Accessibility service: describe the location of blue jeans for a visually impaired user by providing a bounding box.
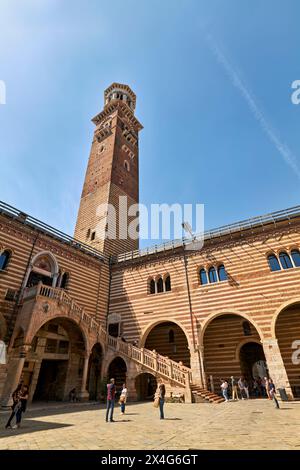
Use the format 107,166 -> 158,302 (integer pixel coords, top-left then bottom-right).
120,402 -> 125,413
159,398 -> 164,419
106,399 -> 115,421
222,389 -> 229,401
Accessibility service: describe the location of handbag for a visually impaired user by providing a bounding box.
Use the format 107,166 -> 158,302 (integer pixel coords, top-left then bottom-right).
153,397 -> 159,408
119,395 -> 125,404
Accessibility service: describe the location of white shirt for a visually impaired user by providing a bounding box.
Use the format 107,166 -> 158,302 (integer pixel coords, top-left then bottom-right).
0,340 -> 6,364
121,387 -> 127,399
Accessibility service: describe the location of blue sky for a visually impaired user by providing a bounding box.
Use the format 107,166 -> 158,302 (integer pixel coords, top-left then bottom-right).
0,0 -> 300,248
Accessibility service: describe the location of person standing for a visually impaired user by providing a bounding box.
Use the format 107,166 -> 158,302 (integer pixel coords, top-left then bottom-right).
268,378 -> 280,409
119,383 -> 127,415
158,383 -> 166,419
106,378 -> 116,422
220,379 -> 229,402
238,376 -> 248,399
13,385 -> 29,429
5,383 -> 22,429
264,377 -> 271,399
230,376 -> 239,401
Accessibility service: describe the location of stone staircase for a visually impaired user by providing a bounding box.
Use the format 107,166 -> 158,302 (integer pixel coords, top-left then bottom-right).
21,284 -> 224,403
191,384 -> 224,404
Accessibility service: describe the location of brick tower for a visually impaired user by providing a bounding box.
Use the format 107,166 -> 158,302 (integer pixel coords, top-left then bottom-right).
74,83 -> 143,256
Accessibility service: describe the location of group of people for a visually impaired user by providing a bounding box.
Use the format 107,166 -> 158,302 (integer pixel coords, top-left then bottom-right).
5,383 -> 29,429
220,376 -> 280,408
105,378 -> 166,422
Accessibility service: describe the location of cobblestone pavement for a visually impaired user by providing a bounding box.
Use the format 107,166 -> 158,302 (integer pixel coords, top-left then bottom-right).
0,399 -> 300,450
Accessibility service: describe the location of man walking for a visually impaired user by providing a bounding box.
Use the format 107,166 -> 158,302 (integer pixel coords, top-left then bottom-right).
268,378 -> 280,409
106,378 -> 116,422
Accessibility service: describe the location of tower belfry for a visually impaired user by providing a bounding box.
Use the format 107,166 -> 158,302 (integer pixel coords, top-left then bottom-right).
74,83 -> 143,255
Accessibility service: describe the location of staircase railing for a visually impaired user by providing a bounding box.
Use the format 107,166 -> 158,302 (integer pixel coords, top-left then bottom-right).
22,283 -> 193,387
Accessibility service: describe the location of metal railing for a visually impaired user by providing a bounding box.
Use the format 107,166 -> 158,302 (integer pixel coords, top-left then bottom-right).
113,204 -> 300,263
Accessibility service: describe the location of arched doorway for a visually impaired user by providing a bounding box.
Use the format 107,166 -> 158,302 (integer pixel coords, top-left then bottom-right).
87,343 -> 103,400
26,252 -> 59,288
203,314 -> 264,393
275,303 -> 300,397
107,357 -> 127,393
239,342 -> 267,383
29,318 -> 86,401
135,373 -> 157,401
144,321 -> 190,367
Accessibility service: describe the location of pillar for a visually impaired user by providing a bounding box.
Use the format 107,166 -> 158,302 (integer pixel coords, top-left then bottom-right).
78,354 -> 90,401
262,338 -> 293,399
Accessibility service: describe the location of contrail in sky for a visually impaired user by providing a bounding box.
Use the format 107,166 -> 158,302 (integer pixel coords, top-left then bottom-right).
205,34 -> 300,181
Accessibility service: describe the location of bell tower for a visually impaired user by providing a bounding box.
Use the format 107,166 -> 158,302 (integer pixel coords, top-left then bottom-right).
74,83 -> 143,255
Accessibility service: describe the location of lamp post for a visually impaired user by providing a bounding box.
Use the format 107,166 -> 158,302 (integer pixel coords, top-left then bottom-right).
181,222 -> 205,388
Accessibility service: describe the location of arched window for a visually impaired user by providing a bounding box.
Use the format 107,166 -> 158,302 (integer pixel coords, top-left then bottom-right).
165,275 -> 171,292
199,268 -> 208,285
124,160 -> 130,172
218,264 -> 228,281
279,251 -> 293,270
168,329 -> 175,343
150,279 -> 155,294
208,267 -> 217,283
242,321 -> 252,336
60,272 -> 69,289
268,254 -> 281,272
291,249 -> 300,267
0,250 -> 10,271
157,277 -> 164,293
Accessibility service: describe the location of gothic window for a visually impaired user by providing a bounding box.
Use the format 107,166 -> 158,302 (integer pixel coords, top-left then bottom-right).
165,275 -> 171,292
91,231 -> 96,241
61,272 -> 69,289
0,250 -> 11,271
157,277 -> 164,293
242,321 -> 252,336
291,249 -> 300,267
218,264 -> 228,281
199,268 -> 208,285
208,267 -> 217,283
279,251 -> 293,269
149,278 -> 155,294
268,254 -> 281,272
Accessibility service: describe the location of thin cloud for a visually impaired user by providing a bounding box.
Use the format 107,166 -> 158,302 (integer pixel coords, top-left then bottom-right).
206,34 -> 300,180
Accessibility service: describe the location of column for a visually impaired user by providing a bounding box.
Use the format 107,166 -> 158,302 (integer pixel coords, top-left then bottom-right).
262,338 -> 293,399
78,354 -> 90,401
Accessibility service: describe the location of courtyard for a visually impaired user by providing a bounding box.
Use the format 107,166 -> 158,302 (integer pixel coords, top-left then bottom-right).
0,399 -> 300,450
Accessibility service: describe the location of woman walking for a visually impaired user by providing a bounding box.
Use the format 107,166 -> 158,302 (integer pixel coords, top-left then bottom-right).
119,383 -> 127,415
5,383 -> 22,429
14,385 -> 29,428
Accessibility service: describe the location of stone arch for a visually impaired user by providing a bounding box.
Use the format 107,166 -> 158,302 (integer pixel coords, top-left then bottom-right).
202,312 -> 265,393
106,356 -> 128,392
140,318 -> 192,351
199,310 -> 264,347
140,319 -> 191,367
135,372 -> 157,401
24,250 -> 60,288
270,297 -> 300,338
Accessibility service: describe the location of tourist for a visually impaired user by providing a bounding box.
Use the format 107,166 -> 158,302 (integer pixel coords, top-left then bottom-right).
264,376 -> 271,399
268,378 -> 280,409
5,382 -> 23,429
220,379 -> 229,402
119,383 -> 127,415
238,376 -> 249,399
106,378 -> 116,422
253,377 -> 260,397
157,383 -> 166,419
13,385 -> 29,428
230,376 -> 239,400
